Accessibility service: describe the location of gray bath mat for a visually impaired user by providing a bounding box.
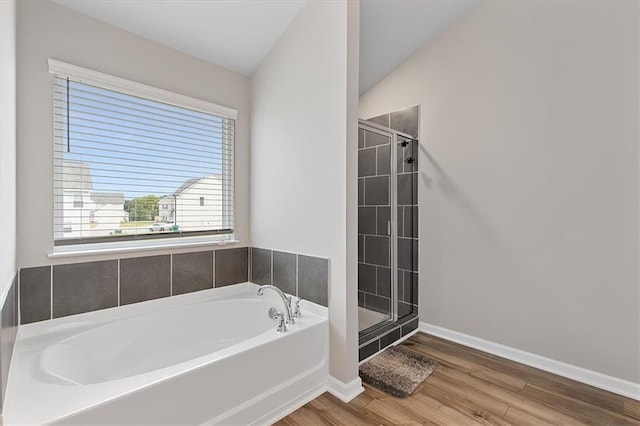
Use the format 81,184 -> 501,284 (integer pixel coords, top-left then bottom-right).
359,345 -> 438,398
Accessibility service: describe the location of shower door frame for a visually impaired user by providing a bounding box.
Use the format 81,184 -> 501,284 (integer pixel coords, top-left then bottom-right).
358,119 -> 415,334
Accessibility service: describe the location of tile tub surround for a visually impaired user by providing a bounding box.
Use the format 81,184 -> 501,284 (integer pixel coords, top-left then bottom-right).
18,247 -> 249,324
250,248 -> 329,307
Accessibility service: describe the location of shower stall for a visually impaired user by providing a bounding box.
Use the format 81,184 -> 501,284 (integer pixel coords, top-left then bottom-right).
358,113 -> 418,344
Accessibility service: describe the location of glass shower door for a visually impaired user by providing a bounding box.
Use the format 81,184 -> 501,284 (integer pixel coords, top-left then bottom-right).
357,123 -> 395,333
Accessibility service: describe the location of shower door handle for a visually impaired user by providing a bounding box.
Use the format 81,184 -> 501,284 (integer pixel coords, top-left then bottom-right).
387,220 -> 391,236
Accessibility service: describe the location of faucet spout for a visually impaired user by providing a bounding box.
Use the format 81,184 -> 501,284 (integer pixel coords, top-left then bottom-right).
257,285 -> 293,325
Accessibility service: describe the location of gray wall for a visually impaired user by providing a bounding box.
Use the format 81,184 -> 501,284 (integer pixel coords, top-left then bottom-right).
360,0 -> 640,383
16,0 -> 251,268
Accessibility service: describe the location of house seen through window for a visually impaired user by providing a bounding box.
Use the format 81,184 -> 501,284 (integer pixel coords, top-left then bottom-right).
52,65 -> 236,246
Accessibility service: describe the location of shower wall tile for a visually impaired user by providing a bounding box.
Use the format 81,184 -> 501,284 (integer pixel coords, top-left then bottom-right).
53,260 -> 118,318
19,266 -> 51,324
364,293 -> 390,314
359,339 -> 380,361
215,247 -> 249,287
272,251 -> 296,295
364,176 -> 389,205
298,255 -> 328,307
358,148 -> 376,177
398,238 -> 418,272
366,113 -> 390,128
120,255 -> 171,305
250,248 -> 272,286
404,206 -> 418,238
358,291 -> 365,307
358,128 -> 365,149
358,178 -> 364,205
364,235 -> 390,267
358,263 -> 376,294
390,105 -> 419,137
379,328 -> 401,351
376,144 -> 390,175
401,317 -> 419,337
358,235 -> 364,263
172,251 -> 213,296
365,131 -> 390,148
397,173 -> 417,205
376,207 -> 390,236
358,207 -> 377,235
376,267 -> 391,298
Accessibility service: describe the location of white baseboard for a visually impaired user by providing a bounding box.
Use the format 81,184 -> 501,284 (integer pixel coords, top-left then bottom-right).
420,322 -> 640,401
327,376 -> 364,402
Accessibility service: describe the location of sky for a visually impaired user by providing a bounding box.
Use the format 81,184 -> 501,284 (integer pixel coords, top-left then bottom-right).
55,79 -> 229,200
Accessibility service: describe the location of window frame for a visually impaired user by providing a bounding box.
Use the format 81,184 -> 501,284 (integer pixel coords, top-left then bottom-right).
48,59 -> 238,254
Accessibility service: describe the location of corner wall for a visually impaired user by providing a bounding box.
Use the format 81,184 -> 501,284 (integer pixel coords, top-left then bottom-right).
16,0 -> 251,268
360,0 -> 640,384
0,0 -> 18,412
251,0 -> 361,391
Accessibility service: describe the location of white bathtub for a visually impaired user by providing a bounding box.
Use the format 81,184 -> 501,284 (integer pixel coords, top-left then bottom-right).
4,283 -> 329,425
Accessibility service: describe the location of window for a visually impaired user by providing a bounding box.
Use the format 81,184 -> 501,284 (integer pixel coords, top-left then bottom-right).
73,193 -> 83,208
50,60 -> 236,247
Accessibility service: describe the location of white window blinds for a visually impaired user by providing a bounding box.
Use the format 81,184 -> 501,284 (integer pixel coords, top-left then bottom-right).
52,73 -> 235,246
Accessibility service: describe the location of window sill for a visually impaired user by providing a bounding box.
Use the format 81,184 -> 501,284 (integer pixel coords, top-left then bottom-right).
48,237 -> 240,259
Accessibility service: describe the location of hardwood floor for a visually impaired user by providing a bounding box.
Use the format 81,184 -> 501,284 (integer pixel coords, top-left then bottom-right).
277,332 -> 640,425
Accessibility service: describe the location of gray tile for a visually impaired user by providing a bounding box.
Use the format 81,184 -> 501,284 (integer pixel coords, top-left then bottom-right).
251,248 -> 272,286
390,105 -> 419,137
376,267 -> 391,298
358,235 -> 364,263
298,255 -> 328,307
401,318 -> 419,336
359,339 -> 379,361
398,238 -> 418,271
397,269 -> 404,301
358,291 -> 365,307
398,301 -> 413,317
358,148 -> 376,177
358,206 -> 377,235
358,128 -> 365,149
53,260 -> 118,318
215,247 -> 249,287
364,176 -> 389,206
376,207 -> 390,236
364,235 -> 389,267
172,251 -> 213,296
358,178 -> 364,206
404,206 -> 418,238
365,130 -> 391,148
358,263 -> 376,294
376,144 -> 390,175
380,327 -> 401,350
365,293 -> 390,315
399,137 -> 418,173
120,255 -> 171,305
272,251 -> 296,295
403,270 -> 419,304
366,113 -> 390,128
397,206 -> 404,237
397,173 -> 417,205
19,266 -> 51,324
1,278 -> 17,409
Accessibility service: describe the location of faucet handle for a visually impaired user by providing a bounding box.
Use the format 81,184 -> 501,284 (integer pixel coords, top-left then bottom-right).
274,312 -> 287,332
293,297 -> 304,318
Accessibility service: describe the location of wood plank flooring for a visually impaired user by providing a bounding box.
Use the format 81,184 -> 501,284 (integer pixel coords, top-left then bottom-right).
277,332 -> 640,425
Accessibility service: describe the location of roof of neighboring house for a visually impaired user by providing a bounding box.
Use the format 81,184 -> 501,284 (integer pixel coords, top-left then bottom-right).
62,160 -> 93,191
90,192 -> 124,206
172,174 -> 221,195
